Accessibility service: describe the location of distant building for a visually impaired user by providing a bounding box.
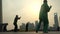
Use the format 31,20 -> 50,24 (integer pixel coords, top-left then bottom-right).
28,22 -> 34,31
35,20 -> 43,31
35,20 -> 38,30
54,13 -> 59,30
20,23 -> 26,31
20,22 -> 35,31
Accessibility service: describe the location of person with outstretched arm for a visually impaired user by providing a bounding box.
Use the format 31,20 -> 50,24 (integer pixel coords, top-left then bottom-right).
36,0 -> 52,33
13,15 -> 21,32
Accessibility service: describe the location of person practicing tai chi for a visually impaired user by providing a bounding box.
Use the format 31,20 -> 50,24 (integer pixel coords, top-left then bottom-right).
13,15 -> 21,32
36,0 -> 52,33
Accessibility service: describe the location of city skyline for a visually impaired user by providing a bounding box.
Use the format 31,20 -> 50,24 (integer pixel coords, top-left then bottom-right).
2,0 -> 60,30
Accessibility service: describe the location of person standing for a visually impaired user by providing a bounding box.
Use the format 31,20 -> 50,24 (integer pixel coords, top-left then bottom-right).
13,15 -> 21,32
36,0 -> 52,33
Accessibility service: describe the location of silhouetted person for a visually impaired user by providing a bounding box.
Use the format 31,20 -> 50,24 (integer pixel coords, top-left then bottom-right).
57,26 -> 59,31
25,23 -> 29,32
36,0 -> 52,33
13,15 -> 21,32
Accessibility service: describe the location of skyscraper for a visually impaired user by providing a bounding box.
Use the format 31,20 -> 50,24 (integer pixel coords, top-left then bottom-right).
54,13 -> 59,31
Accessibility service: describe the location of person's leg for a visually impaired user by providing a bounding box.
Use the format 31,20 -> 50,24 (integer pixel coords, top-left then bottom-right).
25,26 -> 27,31
36,19 -> 42,33
14,24 -> 18,32
16,24 -> 18,31
43,18 -> 49,33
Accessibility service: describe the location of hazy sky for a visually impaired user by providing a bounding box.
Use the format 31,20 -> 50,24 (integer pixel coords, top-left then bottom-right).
2,0 -> 60,30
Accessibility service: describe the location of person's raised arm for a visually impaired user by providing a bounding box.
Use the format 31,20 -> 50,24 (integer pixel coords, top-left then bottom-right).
48,5 -> 52,12
18,17 -> 21,19
50,5 -> 52,9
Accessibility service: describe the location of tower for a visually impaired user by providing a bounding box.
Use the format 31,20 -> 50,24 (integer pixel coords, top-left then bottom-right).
54,13 -> 59,31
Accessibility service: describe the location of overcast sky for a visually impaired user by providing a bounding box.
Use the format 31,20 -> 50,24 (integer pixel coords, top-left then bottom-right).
2,0 -> 60,30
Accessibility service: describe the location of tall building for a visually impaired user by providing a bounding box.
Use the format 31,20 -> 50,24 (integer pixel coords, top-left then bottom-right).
54,13 -> 59,30
35,20 -> 38,30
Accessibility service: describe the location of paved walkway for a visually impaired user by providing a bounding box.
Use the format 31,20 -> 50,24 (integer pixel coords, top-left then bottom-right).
0,31 -> 60,34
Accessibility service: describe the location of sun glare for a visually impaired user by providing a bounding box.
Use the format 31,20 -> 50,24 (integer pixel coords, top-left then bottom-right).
32,3 -> 40,12
30,2 -> 41,16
